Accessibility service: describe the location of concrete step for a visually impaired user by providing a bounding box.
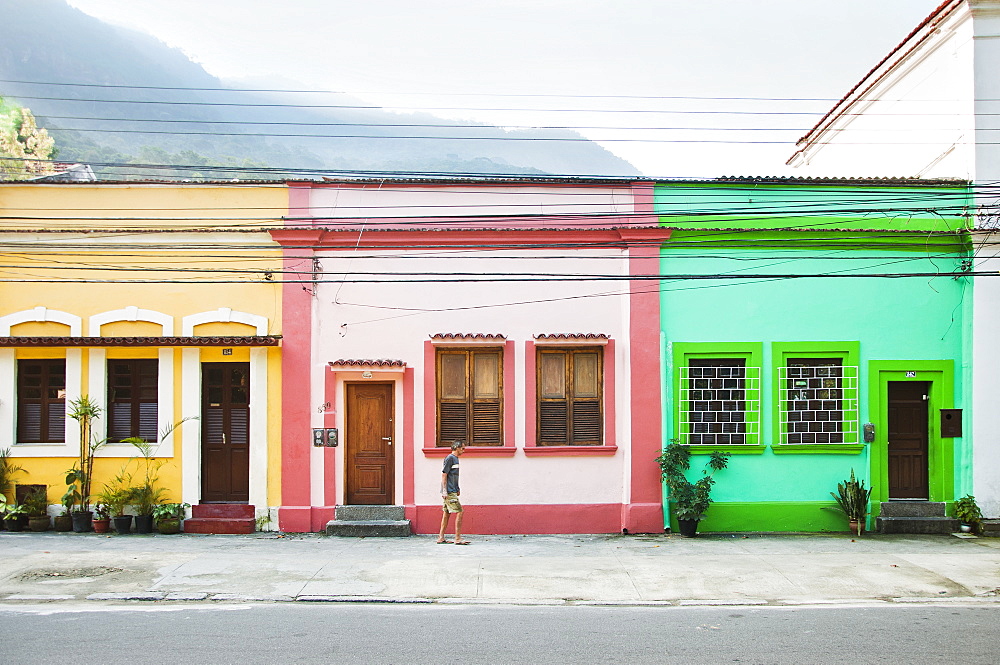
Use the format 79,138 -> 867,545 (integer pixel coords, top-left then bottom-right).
981,519 -> 1000,537
877,516 -> 959,534
879,501 -> 948,518
325,519 -> 411,537
335,505 -> 405,521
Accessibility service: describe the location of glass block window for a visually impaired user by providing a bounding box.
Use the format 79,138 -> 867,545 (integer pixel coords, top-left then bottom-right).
679,359 -> 761,445
778,359 -> 859,444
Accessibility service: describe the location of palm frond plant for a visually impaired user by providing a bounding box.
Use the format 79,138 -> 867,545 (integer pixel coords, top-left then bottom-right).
121,417 -> 195,523
65,395 -> 109,513
0,447 -> 25,501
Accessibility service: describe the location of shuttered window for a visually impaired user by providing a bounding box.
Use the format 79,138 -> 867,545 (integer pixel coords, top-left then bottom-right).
17,359 -> 66,443
537,348 -> 602,446
107,359 -> 159,442
436,348 -> 503,447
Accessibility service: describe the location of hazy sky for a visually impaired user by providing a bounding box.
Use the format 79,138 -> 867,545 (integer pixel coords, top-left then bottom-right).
66,0 -> 944,177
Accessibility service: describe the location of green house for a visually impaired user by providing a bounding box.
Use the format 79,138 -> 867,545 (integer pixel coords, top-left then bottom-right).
656,177 -> 973,532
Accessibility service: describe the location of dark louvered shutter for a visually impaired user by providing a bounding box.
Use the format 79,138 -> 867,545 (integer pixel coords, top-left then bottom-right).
107,359 -> 158,442
17,359 -> 66,443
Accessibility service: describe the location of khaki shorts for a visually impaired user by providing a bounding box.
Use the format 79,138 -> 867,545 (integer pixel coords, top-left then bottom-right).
442,493 -> 463,513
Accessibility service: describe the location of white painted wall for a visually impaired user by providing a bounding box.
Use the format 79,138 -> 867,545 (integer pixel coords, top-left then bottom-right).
788,3 -> 976,179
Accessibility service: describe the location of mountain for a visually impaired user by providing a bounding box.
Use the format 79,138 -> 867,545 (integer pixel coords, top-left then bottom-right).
0,0 -> 639,178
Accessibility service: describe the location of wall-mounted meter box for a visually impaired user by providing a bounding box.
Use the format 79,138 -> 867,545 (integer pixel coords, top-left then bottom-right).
940,409 -> 962,437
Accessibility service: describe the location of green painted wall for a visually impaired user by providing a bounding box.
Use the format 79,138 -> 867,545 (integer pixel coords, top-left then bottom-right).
656,182 -> 972,532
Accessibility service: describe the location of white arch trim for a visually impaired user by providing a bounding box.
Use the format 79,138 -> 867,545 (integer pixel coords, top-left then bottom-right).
0,307 -> 82,336
182,307 -> 268,336
89,306 -> 174,336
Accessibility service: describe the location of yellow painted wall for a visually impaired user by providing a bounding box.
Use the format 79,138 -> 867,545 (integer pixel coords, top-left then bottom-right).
0,183 -> 287,513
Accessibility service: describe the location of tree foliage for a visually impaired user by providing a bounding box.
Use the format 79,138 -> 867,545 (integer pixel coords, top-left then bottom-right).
0,96 -> 56,180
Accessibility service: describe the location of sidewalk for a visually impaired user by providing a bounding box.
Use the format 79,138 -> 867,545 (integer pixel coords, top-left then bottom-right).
1,531 -> 999,607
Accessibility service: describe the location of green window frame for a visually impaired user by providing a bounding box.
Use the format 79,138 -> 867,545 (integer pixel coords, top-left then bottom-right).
771,342 -> 863,453
671,342 -> 763,451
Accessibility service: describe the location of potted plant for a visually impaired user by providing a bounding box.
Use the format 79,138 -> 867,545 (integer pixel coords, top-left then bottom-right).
96,474 -> 135,535
65,395 -> 109,532
122,434 -> 172,534
0,448 -> 25,529
92,503 -> 111,533
54,487 -> 75,532
24,487 -> 50,532
1,496 -> 29,532
656,441 -> 731,537
152,502 -> 190,534
830,469 -> 872,535
953,495 -> 983,534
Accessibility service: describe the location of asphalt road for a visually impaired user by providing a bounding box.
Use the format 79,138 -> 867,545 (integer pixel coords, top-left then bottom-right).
0,602 -> 996,664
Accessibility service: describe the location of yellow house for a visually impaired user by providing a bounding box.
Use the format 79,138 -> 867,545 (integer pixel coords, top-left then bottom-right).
0,181 -> 286,532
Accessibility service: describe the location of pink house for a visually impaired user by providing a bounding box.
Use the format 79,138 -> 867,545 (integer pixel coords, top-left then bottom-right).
271,177 -> 670,534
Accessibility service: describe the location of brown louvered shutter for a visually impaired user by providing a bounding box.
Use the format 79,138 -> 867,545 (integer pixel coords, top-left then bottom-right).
538,351 -> 568,445
107,359 -> 158,442
17,359 -> 66,443
436,348 -> 503,446
537,348 -> 603,446
438,352 -> 469,445
470,351 -> 502,445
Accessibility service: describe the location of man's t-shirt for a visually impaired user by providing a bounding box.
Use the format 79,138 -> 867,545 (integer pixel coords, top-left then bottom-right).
442,453 -> 460,494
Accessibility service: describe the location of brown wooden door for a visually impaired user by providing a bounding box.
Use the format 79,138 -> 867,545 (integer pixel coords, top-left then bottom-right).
345,382 -> 394,505
201,363 -> 250,502
887,381 -> 929,499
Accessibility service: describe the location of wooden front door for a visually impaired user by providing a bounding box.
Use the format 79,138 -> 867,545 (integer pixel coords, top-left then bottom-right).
887,381 -> 929,499
345,382 -> 394,505
201,363 -> 250,502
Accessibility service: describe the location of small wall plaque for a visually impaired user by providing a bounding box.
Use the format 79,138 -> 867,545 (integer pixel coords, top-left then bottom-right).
222,348 -> 233,356
905,371 -> 916,378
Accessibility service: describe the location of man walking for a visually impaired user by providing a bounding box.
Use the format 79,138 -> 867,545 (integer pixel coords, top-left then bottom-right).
438,441 -> 469,545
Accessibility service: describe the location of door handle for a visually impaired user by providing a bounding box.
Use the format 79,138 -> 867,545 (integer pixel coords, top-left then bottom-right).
223,433 -> 227,445
381,437 -> 392,446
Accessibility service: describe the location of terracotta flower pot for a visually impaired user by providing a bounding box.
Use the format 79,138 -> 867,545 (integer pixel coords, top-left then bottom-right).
93,518 -> 111,534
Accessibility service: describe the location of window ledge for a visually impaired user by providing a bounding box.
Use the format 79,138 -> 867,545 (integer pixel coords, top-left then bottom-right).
771,444 -> 866,454
422,446 -> 516,458
523,445 -> 618,457
685,444 -> 767,455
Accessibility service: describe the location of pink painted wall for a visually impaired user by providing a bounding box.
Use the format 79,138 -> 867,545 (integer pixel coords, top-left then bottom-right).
273,181 -> 670,534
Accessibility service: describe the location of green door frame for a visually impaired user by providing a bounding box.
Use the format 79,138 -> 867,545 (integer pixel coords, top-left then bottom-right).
867,360 -> 955,505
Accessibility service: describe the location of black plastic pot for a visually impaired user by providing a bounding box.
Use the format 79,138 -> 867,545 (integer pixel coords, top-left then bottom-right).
3,515 -> 27,532
113,515 -> 133,535
134,514 -> 154,534
71,510 -> 93,533
677,518 -> 699,538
